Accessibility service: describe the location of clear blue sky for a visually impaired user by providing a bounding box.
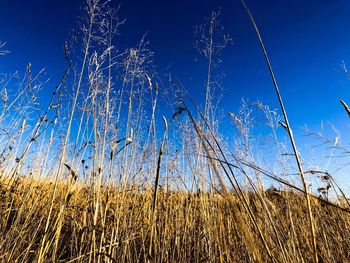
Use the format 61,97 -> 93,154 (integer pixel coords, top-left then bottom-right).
1,0 -> 350,142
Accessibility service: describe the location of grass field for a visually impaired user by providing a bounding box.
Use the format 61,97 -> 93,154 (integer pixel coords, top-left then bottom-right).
1,178 -> 350,262
1,0 -> 350,262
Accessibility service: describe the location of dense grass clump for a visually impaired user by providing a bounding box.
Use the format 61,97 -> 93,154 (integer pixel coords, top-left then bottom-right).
1,178 -> 350,262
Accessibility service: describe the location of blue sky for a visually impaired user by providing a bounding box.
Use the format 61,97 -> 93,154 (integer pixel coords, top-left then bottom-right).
1,0 -> 350,121
1,0 -> 350,152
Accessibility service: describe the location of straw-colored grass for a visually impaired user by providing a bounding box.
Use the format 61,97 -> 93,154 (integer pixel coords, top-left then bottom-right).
1,0 -> 350,262
1,178 -> 350,262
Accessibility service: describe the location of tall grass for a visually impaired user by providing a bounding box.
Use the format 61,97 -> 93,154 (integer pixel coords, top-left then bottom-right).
0,0 -> 350,262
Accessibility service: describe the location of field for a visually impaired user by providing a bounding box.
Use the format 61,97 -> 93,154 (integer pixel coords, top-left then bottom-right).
1,178 -> 350,262
1,0 -> 350,262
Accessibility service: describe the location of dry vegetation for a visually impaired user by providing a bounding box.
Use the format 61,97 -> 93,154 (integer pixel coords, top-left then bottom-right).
1,0 -> 350,262
2,178 -> 350,262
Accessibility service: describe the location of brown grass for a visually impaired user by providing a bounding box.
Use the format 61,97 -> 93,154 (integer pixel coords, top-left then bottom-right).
1,178 -> 350,262
0,1 -> 349,262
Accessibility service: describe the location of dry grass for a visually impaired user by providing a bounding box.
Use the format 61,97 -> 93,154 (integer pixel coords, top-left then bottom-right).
1,178 -> 350,262
1,0 -> 350,262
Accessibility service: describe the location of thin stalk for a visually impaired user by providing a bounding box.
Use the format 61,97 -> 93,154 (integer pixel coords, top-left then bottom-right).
239,1 -> 318,262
